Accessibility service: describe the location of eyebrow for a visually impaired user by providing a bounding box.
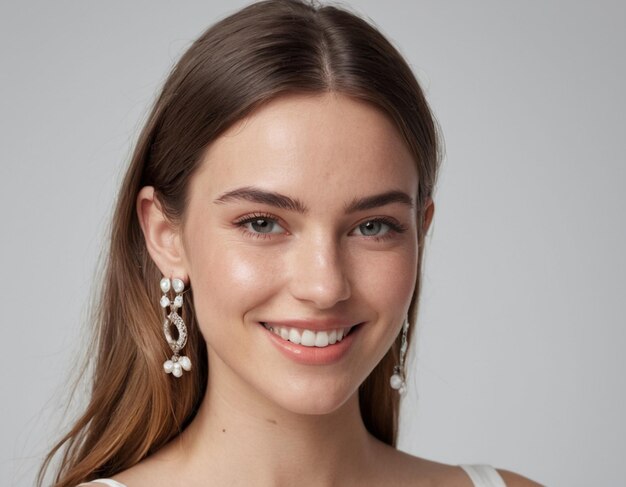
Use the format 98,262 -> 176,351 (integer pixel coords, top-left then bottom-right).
213,186 -> 414,214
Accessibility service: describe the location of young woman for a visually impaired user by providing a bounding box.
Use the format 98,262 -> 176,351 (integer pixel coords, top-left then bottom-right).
39,1 -> 541,486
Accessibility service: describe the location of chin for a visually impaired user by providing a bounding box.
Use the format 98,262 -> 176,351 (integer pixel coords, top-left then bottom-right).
258,373 -> 360,416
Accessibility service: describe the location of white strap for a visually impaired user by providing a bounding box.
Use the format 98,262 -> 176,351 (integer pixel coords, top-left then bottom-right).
78,480 -> 127,487
460,464 -> 507,487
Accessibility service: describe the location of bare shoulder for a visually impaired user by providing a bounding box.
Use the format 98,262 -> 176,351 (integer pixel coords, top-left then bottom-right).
497,469 -> 544,487
368,442 -> 473,486
369,441 -> 543,487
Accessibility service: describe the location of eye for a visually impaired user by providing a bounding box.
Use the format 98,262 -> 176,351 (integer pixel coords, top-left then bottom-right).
234,213 -> 286,238
356,220 -> 388,237
352,217 -> 406,239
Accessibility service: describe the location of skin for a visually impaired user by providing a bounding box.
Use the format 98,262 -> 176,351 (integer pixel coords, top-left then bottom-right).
113,93 -> 541,487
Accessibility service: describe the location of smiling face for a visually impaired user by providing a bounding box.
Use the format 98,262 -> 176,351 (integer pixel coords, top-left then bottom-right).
179,92 -> 420,414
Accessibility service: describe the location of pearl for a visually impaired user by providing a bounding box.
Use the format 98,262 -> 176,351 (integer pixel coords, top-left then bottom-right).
160,278 -> 171,293
399,385 -> 407,395
160,296 -> 171,308
179,356 -> 192,371
172,278 -> 185,293
172,362 -> 183,377
390,373 -> 403,390
163,360 -> 174,374
173,294 -> 183,308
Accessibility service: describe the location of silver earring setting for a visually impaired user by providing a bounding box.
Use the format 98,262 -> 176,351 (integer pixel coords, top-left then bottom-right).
389,317 -> 409,395
160,277 -> 192,378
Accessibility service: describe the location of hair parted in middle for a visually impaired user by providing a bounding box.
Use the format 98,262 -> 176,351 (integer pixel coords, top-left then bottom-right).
38,1 -> 441,486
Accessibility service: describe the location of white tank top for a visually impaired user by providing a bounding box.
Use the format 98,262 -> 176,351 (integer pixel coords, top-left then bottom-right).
81,465 -> 506,486
460,464 -> 507,486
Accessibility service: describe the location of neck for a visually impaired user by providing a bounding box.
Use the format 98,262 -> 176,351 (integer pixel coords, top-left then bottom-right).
164,352 -> 381,487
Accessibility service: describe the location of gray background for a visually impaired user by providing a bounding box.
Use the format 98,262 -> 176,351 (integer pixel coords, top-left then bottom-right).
2,1 -> 624,486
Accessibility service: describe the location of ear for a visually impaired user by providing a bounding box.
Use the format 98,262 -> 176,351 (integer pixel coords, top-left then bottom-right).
421,197 -> 435,236
136,186 -> 188,280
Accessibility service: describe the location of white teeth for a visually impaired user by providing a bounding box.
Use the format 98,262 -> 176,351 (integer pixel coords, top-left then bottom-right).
288,328 -> 301,345
315,331 -> 329,347
261,322 -> 356,348
328,330 -> 337,344
301,330 -> 316,346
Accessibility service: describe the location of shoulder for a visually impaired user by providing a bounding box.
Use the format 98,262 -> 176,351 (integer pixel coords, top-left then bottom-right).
368,443 -> 474,486
369,441 -> 542,487
497,469 -> 544,487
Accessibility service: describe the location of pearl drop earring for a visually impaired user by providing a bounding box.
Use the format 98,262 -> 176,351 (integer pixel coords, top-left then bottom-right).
389,317 -> 409,395
160,277 -> 192,378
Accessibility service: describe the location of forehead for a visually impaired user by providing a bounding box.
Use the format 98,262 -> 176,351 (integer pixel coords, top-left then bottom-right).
192,93 -> 418,205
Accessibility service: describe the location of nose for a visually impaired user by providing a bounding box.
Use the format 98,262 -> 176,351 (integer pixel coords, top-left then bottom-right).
288,234 -> 351,309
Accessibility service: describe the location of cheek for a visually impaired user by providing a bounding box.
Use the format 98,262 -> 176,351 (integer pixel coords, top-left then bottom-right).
187,240 -> 284,329
350,245 -> 418,314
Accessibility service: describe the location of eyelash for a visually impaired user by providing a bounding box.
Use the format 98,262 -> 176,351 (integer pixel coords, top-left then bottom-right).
233,212 -> 407,241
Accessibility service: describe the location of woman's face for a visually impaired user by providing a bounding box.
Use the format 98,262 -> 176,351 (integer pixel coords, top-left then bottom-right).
181,93 -> 420,414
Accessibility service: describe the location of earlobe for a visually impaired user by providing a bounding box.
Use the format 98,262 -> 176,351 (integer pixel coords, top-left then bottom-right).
136,186 -> 188,280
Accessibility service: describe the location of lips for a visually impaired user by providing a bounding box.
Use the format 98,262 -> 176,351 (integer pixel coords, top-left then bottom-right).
257,321 -> 364,365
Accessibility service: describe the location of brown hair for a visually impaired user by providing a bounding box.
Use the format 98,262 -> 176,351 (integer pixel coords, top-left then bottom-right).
38,1 -> 441,485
